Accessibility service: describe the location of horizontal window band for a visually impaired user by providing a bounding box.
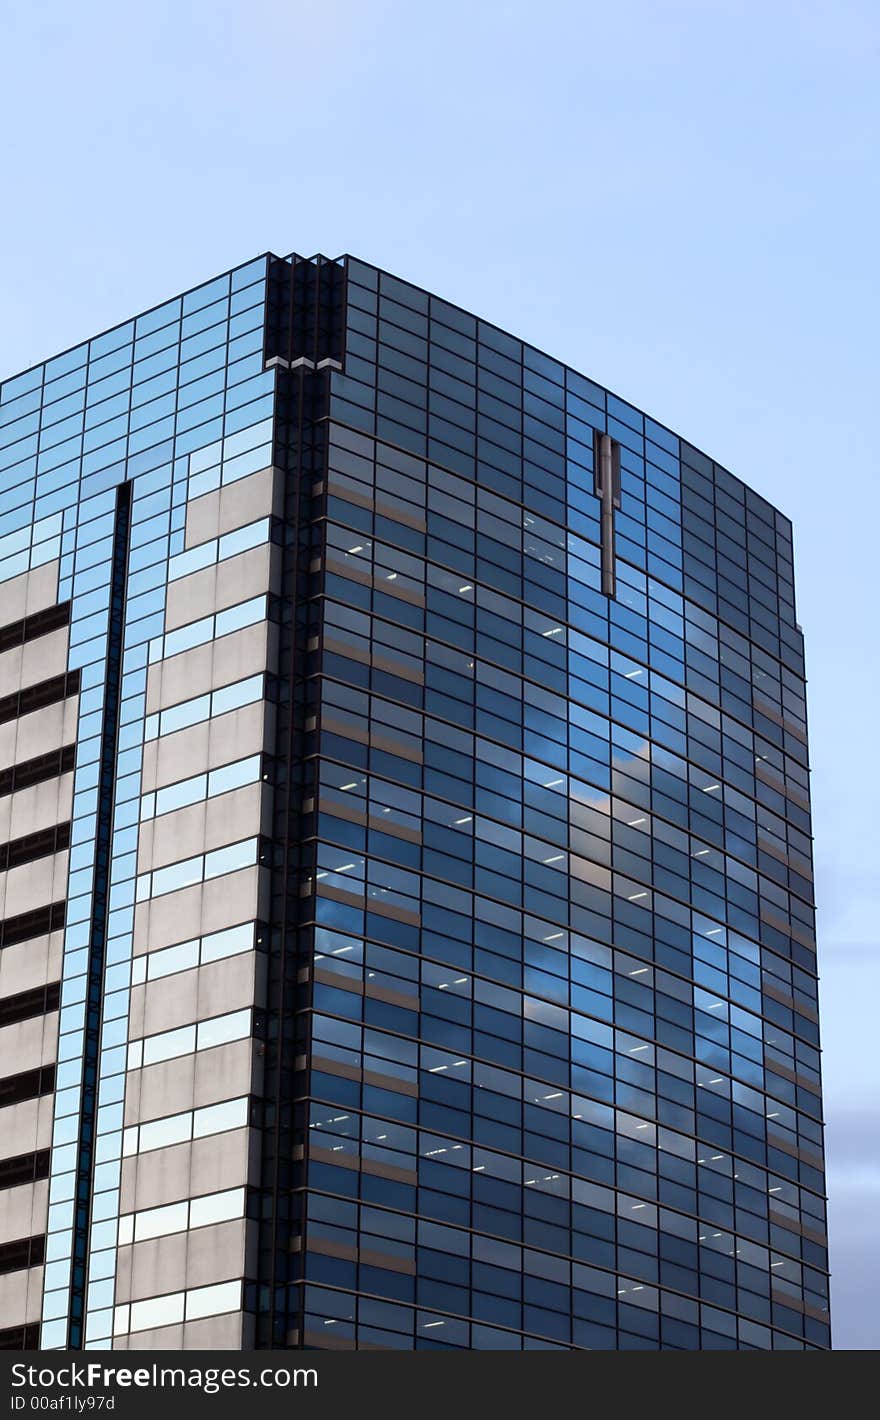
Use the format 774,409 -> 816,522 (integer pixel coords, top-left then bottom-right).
0,745 -> 76,799
303,892 -> 823,1091
314,567 -> 808,774
306,727 -> 811,948
166,514 -> 279,583
308,652 -> 814,911
127,1004 -> 259,1072
135,837 -> 269,903
140,754 -> 271,824
300,1087 -> 825,1257
117,1185 -> 248,1249
0,1232 -> 45,1277
0,1149 -> 50,1193
303,897 -> 823,1107
0,601 -> 70,657
113,1277 -> 244,1338
321,417 -> 802,695
131,920 -> 265,988
122,1093 -> 255,1157
0,668 -> 80,727
0,1323 -> 39,1351
143,672 -> 273,743
0,901 -> 65,949
0,822 -> 70,875
0,1064 -> 56,1110
147,593 -> 275,664
0,980 -> 61,1031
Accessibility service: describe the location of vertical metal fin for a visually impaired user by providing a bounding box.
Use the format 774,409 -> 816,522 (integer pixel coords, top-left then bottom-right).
594,430 -> 621,598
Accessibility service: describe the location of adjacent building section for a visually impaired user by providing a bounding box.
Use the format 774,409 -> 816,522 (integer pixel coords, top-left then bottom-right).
0,252 -> 830,1352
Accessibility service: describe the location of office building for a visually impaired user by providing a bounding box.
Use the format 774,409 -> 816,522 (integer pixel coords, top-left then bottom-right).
0,254 -> 830,1350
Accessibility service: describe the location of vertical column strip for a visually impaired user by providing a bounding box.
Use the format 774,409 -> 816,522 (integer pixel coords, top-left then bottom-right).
67,480 -> 131,1349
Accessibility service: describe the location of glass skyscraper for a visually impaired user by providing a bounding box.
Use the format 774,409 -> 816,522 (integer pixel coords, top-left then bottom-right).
0,253 -> 830,1352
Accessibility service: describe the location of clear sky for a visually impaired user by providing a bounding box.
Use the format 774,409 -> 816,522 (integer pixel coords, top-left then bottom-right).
1,0 -> 877,1349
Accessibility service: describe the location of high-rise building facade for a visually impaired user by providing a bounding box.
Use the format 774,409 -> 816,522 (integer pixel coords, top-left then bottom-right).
0,254 -> 829,1353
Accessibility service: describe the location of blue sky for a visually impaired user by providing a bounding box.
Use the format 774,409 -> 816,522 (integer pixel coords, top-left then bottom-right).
1,0 -> 877,1348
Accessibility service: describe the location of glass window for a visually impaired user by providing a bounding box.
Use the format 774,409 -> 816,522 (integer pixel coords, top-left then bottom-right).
201,922 -> 255,961
189,1187 -> 246,1229
134,1201 -> 188,1241
207,754 -> 262,798
168,539 -> 217,581
142,1024 -> 196,1067
137,1111 -> 191,1153
152,772 -> 207,817
197,1008 -> 251,1051
128,1292 -> 185,1332
185,1279 -> 241,1321
192,1096 -> 249,1138
215,594 -> 265,638
145,939 -> 200,980
143,854 -> 203,899
204,838 -> 258,879
211,674 -> 264,718
218,517 -> 270,560
160,694 -> 211,737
